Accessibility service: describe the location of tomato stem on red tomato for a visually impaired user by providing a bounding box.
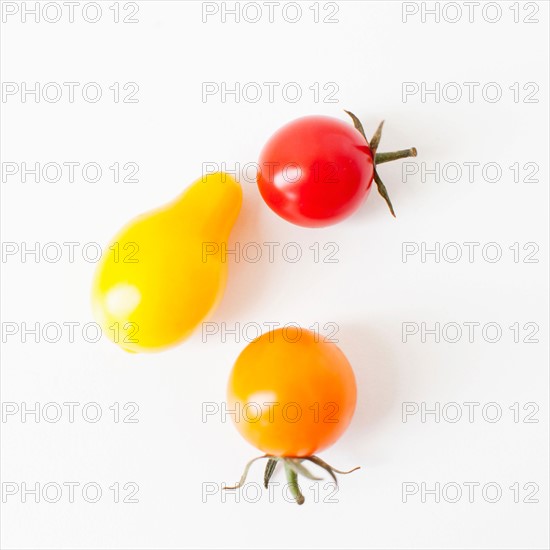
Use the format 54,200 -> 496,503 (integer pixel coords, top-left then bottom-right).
369,120 -> 385,155
373,171 -> 396,217
375,148 -> 418,164
343,110 -> 369,144
345,110 -> 418,218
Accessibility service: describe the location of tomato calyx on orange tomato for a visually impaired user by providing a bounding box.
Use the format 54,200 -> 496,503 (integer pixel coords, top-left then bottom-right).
224,454 -> 360,505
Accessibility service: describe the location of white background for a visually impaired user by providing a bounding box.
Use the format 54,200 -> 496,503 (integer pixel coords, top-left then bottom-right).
1,1 -> 549,549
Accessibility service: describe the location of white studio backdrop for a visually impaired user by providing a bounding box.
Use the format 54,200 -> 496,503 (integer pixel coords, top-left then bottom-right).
0,1 -> 549,549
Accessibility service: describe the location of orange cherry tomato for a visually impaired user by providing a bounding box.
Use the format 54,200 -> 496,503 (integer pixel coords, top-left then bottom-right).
227,327 -> 357,457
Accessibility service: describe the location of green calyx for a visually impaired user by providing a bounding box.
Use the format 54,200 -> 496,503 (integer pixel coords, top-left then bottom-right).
344,110 -> 418,217
224,454 -> 360,505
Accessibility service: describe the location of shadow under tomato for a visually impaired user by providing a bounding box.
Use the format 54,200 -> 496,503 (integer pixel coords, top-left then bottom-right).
205,181 -> 270,324
335,322 -> 398,436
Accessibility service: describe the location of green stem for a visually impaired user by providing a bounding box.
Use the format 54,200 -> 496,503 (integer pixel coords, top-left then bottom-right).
375,148 -> 417,165
264,458 -> 278,489
284,462 -> 305,505
373,170 -> 396,217
344,110 -> 368,144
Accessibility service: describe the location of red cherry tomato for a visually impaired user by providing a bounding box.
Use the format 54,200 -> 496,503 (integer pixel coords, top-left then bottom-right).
257,115 -> 374,227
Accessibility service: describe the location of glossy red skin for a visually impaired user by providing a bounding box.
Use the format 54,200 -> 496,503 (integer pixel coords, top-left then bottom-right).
257,116 -> 374,227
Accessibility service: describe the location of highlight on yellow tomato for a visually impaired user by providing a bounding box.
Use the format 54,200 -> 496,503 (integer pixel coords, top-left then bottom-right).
225,327 -> 360,504
91,172 -> 242,353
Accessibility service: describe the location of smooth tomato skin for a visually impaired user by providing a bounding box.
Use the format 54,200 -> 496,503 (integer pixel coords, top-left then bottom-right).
227,328 -> 357,457
91,173 -> 242,352
257,116 -> 374,227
